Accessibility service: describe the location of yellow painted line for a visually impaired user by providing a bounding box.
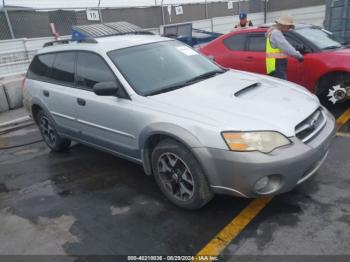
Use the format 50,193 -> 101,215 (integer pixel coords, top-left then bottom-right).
336,107 -> 350,131
193,108 -> 350,261
194,197 -> 272,259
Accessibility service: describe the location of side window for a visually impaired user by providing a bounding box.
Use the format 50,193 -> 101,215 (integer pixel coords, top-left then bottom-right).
247,34 -> 266,52
223,34 -> 246,51
51,52 -> 75,86
284,34 -> 302,49
76,52 -> 116,90
27,54 -> 55,82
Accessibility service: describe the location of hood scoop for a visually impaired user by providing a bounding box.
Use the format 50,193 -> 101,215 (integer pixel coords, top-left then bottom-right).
234,82 -> 261,97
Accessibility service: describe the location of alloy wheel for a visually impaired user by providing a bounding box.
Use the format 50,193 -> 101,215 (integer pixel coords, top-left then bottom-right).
157,153 -> 195,201
39,116 -> 56,147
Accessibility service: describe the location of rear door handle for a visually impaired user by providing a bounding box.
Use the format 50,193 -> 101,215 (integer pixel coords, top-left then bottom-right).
43,90 -> 50,97
77,98 -> 86,106
244,57 -> 254,62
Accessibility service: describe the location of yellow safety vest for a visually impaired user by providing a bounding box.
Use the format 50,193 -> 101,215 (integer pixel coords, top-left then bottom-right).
266,31 -> 288,74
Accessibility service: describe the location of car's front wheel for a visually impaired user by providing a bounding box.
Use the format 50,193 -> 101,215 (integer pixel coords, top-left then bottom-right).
151,139 -> 213,210
37,110 -> 71,152
317,73 -> 350,106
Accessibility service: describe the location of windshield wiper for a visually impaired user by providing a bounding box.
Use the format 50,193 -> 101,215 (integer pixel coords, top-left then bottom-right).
146,69 -> 226,96
146,83 -> 189,96
183,69 -> 226,85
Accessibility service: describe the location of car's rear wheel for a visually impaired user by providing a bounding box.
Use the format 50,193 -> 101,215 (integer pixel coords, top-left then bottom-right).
37,110 -> 71,152
151,139 -> 213,210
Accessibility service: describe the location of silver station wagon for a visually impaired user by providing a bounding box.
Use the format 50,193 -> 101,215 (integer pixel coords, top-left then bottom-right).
23,34 -> 336,209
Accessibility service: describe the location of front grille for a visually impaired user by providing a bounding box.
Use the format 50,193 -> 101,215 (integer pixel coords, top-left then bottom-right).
295,108 -> 326,143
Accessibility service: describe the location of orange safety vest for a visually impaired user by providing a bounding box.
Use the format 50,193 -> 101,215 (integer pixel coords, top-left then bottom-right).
235,20 -> 252,28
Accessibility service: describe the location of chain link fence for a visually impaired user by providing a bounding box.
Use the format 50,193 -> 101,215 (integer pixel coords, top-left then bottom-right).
0,0 -> 325,79
0,1 -> 260,40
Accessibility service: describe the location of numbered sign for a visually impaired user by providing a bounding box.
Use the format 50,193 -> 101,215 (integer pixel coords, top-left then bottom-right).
86,10 -> 100,21
228,1 -> 234,10
175,6 -> 183,15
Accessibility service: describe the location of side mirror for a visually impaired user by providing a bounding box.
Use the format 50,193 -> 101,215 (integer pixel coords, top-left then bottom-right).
93,82 -> 119,96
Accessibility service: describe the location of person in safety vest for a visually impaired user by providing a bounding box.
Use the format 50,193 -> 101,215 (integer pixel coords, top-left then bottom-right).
266,15 -> 304,80
234,12 -> 253,29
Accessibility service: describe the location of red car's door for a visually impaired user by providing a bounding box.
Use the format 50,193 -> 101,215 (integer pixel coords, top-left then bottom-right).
240,33 -> 267,74
217,33 -> 247,70
284,34 -> 306,86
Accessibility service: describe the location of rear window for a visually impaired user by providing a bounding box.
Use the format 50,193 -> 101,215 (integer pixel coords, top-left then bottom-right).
223,34 -> 246,51
247,34 -> 266,52
27,54 -> 55,82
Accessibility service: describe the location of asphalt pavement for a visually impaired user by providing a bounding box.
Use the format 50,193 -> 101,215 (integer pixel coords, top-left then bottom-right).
0,104 -> 349,261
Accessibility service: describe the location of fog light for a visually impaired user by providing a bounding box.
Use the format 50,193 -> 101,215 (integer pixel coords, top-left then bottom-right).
254,176 -> 269,191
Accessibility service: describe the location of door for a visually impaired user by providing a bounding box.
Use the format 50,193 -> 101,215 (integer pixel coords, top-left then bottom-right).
219,33 -> 247,70
74,51 -> 139,159
284,33 -> 306,86
241,33 -> 267,74
30,52 -> 79,137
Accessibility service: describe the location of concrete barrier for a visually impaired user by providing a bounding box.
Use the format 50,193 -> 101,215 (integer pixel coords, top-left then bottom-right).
3,78 -> 24,109
0,85 -> 10,113
0,75 -> 24,112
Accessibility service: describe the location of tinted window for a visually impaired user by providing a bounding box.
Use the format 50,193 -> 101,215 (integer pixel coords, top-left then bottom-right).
27,54 -> 55,81
76,52 -> 115,90
247,34 -> 266,52
51,52 -> 75,86
223,34 -> 246,51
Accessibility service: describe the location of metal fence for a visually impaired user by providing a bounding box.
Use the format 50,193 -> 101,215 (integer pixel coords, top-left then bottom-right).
0,0 -> 325,40
0,0 -> 325,79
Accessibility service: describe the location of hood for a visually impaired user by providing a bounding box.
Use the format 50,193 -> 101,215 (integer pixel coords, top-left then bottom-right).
148,70 -> 320,137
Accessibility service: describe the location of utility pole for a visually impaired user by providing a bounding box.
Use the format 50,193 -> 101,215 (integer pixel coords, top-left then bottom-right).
264,0 -> 268,24
2,0 -> 15,39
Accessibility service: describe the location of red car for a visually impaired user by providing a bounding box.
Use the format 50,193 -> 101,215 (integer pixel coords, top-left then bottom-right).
199,24 -> 350,104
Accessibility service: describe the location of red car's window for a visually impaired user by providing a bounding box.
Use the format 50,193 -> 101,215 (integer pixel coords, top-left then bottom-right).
223,34 -> 246,51
247,34 -> 266,52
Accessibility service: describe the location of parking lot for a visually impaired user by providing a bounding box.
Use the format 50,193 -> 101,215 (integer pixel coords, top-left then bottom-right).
0,102 -> 349,260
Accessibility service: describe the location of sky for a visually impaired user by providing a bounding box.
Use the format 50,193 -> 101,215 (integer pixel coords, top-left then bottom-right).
1,0 -> 235,9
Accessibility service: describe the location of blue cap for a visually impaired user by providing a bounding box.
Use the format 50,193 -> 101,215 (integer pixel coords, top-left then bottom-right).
239,12 -> 247,20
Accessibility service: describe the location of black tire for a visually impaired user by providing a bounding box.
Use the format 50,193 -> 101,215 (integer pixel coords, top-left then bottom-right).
36,110 -> 71,152
151,139 -> 213,210
317,73 -> 350,107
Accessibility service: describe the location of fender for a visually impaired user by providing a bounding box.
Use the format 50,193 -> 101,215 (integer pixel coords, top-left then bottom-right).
139,122 -> 204,175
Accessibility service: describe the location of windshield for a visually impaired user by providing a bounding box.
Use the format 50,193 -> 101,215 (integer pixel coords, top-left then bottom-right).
108,41 -> 223,96
295,27 -> 342,50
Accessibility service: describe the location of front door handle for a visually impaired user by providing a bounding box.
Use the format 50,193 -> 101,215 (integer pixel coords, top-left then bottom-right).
43,90 -> 50,97
77,98 -> 86,106
244,57 -> 254,62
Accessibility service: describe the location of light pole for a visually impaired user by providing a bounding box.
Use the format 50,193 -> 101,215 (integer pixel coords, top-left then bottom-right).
98,0 -> 104,24
161,0 -> 165,25
2,0 -> 15,39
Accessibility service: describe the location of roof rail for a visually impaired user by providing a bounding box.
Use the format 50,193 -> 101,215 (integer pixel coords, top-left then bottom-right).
43,38 -> 97,47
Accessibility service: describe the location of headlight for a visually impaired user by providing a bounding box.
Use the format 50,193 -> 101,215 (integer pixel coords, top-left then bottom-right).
222,131 -> 291,153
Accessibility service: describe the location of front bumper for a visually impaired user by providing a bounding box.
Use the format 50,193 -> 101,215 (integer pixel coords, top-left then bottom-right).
193,109 -> 336,198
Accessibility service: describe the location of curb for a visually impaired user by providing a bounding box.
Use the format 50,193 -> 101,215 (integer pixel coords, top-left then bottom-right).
0,116 -> 32,129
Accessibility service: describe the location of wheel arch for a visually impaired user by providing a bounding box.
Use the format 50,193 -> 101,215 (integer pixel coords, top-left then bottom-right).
139,123 -> 204,176
316,70 -> 350,96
